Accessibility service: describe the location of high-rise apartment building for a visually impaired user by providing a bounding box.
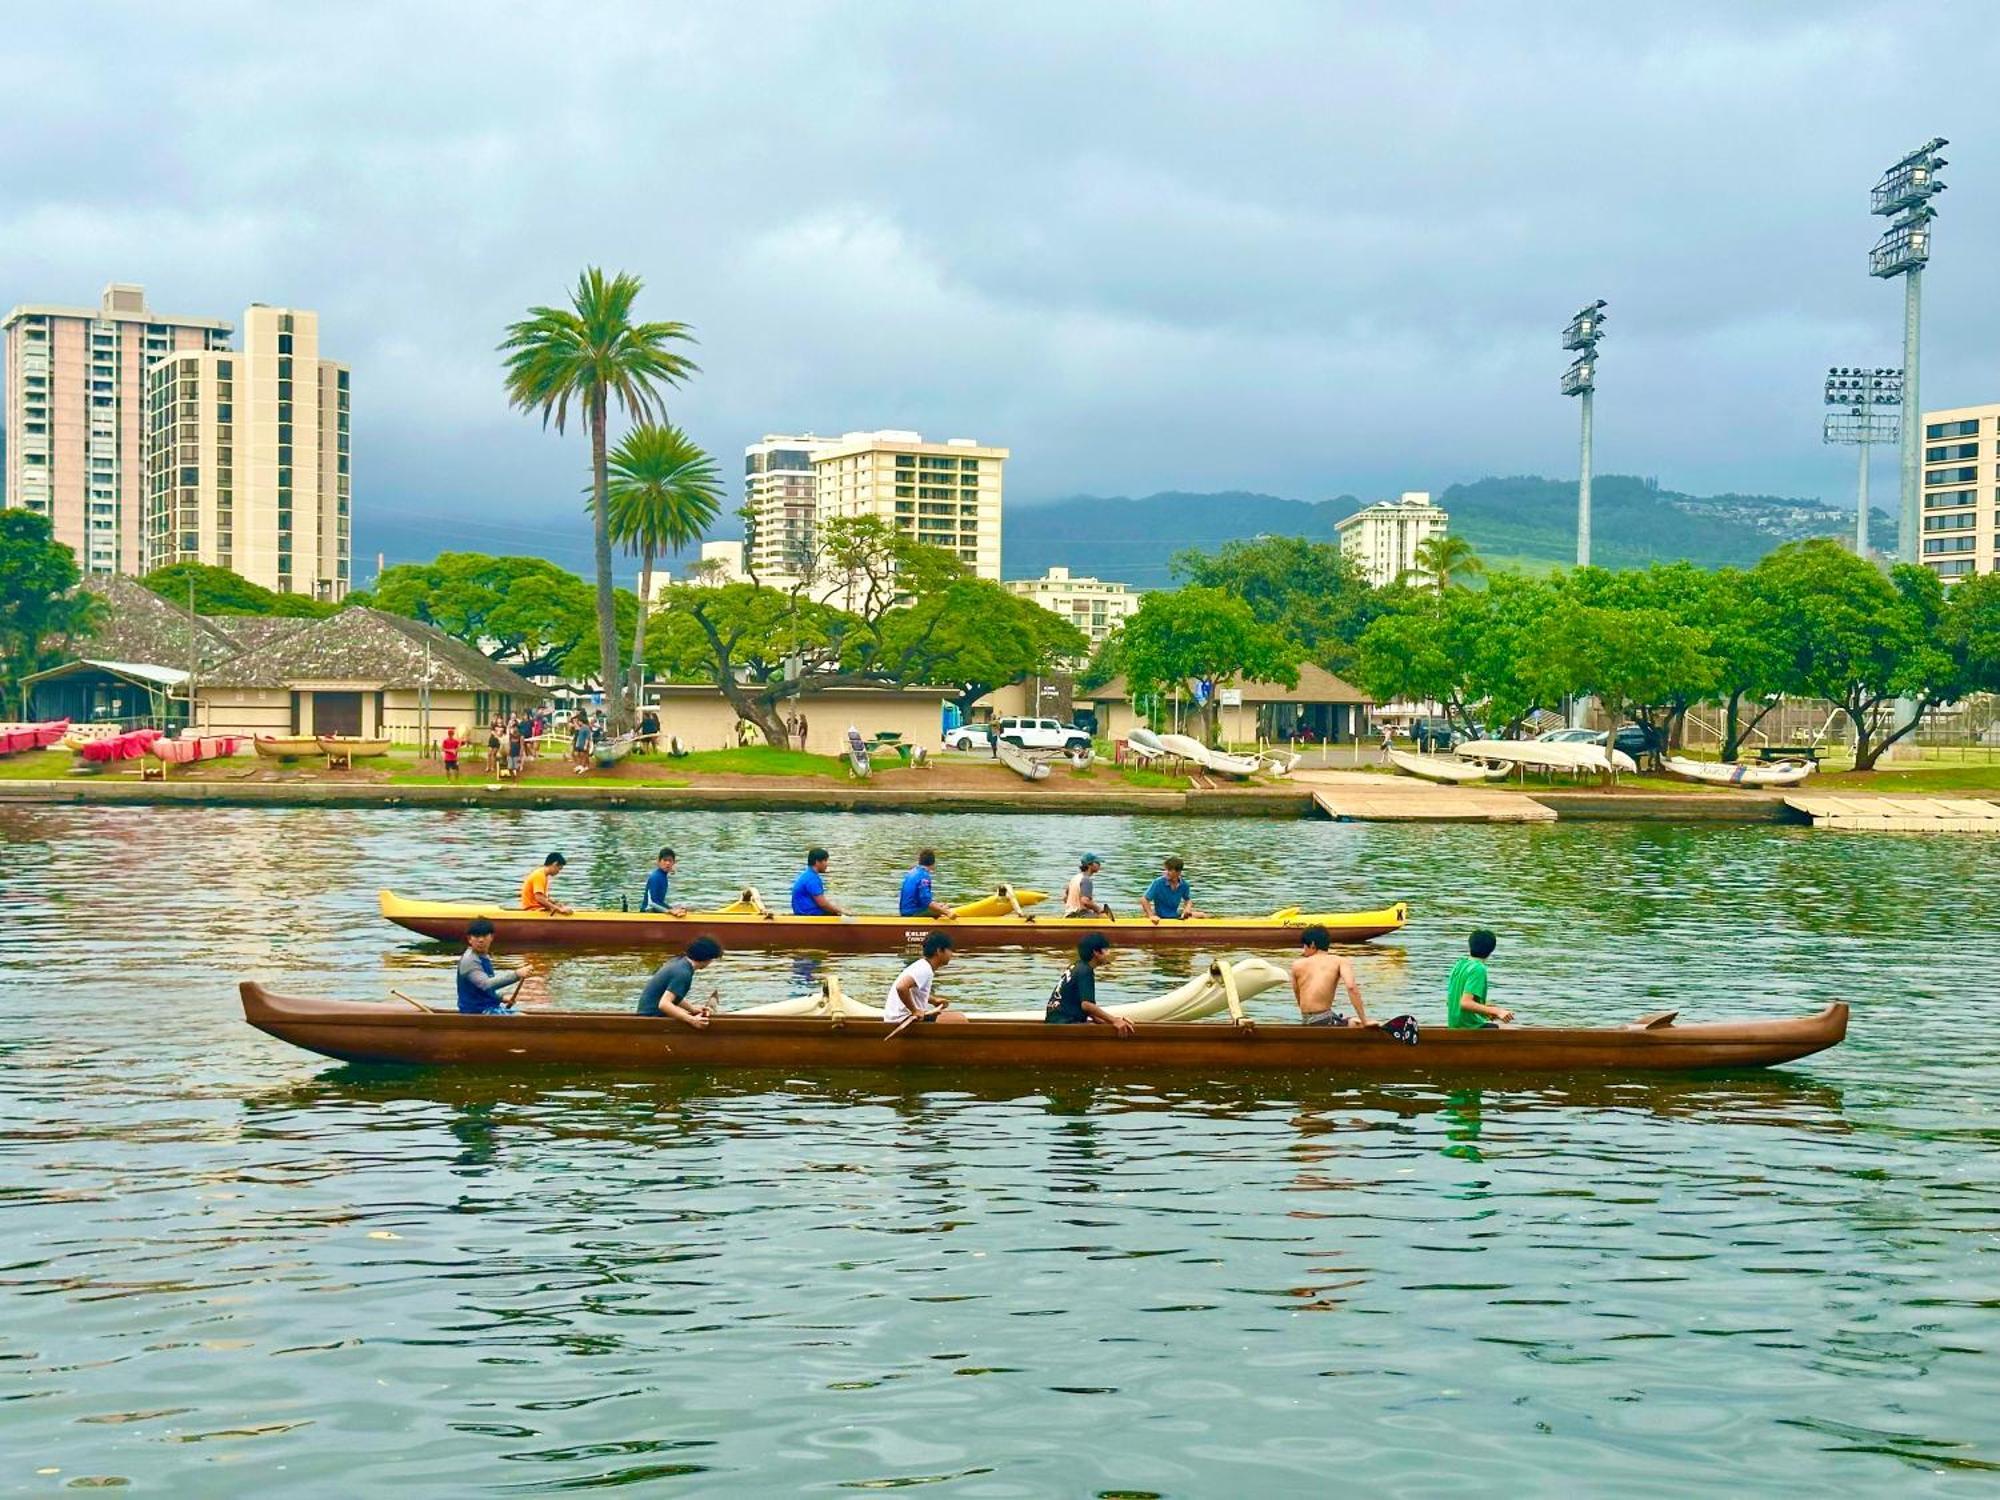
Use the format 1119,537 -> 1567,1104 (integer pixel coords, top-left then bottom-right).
1335,491 -> 1448,587
742,434 -> 833,577
3,284 -> 232,576
812,430 -> 1006,579
1005,565 -> 1137,643
1917,402 -> 1998,584
144,306 -> 352,599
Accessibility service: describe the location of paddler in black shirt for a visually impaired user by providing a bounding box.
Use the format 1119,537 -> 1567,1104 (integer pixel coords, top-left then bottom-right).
1043,933 -> 1134,1034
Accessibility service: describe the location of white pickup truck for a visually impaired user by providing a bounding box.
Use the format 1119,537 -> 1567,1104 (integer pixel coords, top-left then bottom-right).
995,716 -> 1092,752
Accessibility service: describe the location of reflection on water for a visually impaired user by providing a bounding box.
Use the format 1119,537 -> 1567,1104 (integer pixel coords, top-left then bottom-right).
3,805 -> 1998,1494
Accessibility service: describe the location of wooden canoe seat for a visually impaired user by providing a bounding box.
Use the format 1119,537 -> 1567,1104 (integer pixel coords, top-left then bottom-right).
1627,1010 -> 1679,1030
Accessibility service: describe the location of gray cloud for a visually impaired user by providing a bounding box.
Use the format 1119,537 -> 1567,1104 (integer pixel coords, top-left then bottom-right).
2,1 -> 1994,570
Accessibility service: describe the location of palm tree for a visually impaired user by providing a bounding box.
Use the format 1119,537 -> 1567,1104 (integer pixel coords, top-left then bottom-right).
1405,533 -> 1484,593
598,422 -> 724,703
500,269 -> 697,730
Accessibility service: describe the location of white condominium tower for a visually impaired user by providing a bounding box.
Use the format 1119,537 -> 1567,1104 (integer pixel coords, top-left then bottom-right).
742,434 -> 834,577
3,284 -> 232,576
1918,402 -> 1998,583
144,305 -> 353,600
1335,491 -> 1448,587
813,430 -> 1006,579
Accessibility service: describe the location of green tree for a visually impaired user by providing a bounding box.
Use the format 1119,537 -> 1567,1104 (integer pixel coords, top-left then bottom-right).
1543,603 -> 1715,771
872,578 -> 1089,716
1699,567 -> 1789,760
1403,533 -> 1485,593
597,422 -> 723,705
1948,571 -> 2000,697
139,561 -> 337,618
653,516 -> 972,746
1170,536 -> 1380,671
501,268 -> 698,730
372,552 -> 597,677
1757,540 -> 1963,771
1118,585 -> 1297,744
0,512 -> 101,714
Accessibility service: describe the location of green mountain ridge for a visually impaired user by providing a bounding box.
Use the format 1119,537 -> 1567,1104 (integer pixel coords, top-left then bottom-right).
1003,475 -> 1887,587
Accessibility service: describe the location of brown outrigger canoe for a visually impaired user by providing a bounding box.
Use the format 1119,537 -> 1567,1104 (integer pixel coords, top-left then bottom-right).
241,982 -> 1847,1076
378,889 -> 1411,953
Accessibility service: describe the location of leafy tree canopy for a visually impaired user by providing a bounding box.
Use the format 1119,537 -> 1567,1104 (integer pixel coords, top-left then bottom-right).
139,561 -> 337,618
1119,585 -> 1297,741
1171,536 -> 1378,670
0,511 -> 102,712
371,552 -> 598,678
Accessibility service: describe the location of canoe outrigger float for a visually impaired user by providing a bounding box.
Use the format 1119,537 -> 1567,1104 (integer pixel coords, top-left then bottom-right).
378,888 -> 1411,953
240,972 -> 1848,1075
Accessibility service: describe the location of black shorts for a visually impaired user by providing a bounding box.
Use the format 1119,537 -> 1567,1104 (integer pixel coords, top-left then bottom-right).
1302,1010 -> 1351,1028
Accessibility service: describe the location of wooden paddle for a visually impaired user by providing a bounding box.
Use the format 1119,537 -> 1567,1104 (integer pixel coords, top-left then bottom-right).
389,989 -> 430,1011
882,1010 -> 925,1042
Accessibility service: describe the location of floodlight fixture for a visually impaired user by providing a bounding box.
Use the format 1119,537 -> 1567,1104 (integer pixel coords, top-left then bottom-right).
1866,140 -> 1945,568
1559,298 -> 1606,573
1821,362 -> 1904,558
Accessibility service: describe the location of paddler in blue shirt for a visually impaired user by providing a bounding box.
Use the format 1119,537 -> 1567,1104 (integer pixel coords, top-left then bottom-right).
642,847 -> 688,916
791,847 -> 847,917
1141,856 -> 1210,923
898,849 -> 956,919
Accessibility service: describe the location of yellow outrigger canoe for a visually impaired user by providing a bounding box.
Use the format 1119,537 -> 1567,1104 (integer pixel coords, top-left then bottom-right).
378,889 -> 1409,953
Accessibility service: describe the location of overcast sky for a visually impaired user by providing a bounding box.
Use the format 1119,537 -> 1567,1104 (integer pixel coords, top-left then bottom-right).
3,2 -> 1994,570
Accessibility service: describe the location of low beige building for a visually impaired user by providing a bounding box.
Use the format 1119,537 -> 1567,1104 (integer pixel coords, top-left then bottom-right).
645,683 -> 952,756
1084,664 -> 1373,745
197,608 -> 535,741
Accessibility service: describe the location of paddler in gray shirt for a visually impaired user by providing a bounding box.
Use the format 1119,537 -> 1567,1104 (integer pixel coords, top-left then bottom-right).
456,918 -> 531,1013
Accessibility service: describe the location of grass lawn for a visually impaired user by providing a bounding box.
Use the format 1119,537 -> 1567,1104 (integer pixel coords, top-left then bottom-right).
671,746 -> 848,778
1115,764 -> 1195,789
0,749 -> 74,779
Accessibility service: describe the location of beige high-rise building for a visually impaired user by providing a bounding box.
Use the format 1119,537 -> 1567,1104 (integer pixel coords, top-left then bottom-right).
1918,402 -> 1998,584
812,430 -> 1006,579
1005,565 -> 1137,643
1335,491 -> 1448,587
742,434 -> 833,577
3,284 -> 232,576
144,306 -> 352,599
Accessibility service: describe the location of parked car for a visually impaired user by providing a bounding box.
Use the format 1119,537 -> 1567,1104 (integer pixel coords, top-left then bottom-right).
943,723 -> 995,752
1532,724 -> 1660,756
1408,717 -> 1461,752
997,716 -> 1093,752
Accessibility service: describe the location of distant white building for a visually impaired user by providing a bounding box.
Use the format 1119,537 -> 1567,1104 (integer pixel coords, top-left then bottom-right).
1005,565 -> 1136,643
1335,491 -> 1448,587
692,539 -> 745,587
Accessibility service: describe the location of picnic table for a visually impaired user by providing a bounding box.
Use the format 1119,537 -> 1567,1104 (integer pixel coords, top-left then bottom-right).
1755,744 -> 1821,764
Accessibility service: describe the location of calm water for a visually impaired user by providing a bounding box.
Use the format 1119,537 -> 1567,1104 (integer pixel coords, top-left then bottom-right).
3,806 -> 1997,1496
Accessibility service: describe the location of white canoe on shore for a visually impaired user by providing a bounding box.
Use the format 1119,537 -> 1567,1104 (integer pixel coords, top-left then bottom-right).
1661,754 -> 1815,788
995,737 -> 1054,781
1387,748 -> 1508,784
1456,739 -> 1639,775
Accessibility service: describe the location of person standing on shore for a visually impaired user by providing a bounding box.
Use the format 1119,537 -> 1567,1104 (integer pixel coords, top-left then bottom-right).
486,719 -> 503,776
457,917 -> 533,1013
441,727 -> 462,782
570,715 -> 593,774
507,719 -> 526,779
521,852 -> 573,915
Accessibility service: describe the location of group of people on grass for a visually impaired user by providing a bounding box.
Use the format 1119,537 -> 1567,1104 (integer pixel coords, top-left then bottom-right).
465,843 -> 1514,1035
434,710 -> 613,783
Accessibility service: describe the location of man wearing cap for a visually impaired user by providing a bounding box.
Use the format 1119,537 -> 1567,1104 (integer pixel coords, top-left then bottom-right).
1063,854 -> 1113,920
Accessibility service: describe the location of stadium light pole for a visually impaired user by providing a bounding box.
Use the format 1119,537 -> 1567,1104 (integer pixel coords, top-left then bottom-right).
1868,139 -> 1946,563
1822,366 -> 1903,558
1561,300 -> 1607,567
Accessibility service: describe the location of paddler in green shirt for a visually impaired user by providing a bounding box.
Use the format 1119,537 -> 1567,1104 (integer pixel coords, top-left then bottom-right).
1446,929 -> 1514,1028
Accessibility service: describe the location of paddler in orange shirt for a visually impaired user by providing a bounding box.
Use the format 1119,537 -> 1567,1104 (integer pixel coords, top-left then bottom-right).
520,851 -> 573,915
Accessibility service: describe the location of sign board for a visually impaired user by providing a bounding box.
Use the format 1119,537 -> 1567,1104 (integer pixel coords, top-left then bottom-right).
1219,688 -> 1243,707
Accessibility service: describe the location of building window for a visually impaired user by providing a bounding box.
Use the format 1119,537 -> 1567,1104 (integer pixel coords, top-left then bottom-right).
1925,419 -> 1979,439
1925,442 -> 1979,462
1924,467 -> 1978,486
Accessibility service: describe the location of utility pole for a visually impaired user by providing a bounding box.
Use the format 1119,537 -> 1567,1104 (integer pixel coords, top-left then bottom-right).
1822,367 -> 1902,558
1561,300 -> 1607,567
1868,139 -> 1946,563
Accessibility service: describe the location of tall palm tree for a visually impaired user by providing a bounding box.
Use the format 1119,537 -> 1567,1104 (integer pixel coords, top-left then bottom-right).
500,269 -> 697,730
598,422 -> 724,703
1405,533 -> 1484,594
